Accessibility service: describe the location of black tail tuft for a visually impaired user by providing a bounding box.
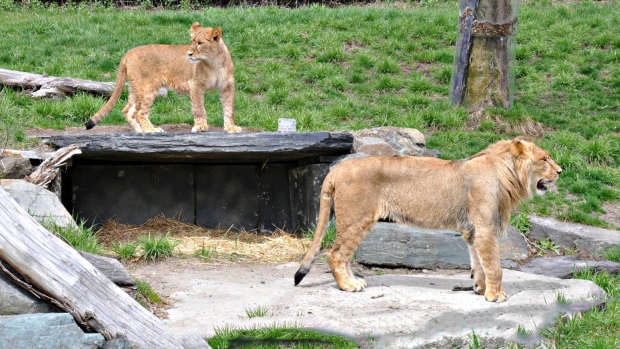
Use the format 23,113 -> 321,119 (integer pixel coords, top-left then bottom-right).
85,119 -> 96,130
294,269 -> 308,286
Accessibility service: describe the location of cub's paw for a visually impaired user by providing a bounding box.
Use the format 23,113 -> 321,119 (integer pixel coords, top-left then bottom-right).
484,290 -> 507,303
191,124 -> 209,133
154,127 -> 165,133
225,124 -> 242,133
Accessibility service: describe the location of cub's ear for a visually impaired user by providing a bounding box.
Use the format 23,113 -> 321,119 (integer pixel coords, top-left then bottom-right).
190,22 -> 201,35
212,27 -> 222,41
510,136 -> 533,158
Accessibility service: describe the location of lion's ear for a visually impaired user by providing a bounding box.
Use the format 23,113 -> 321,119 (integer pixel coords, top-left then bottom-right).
190,22 -> 201,35
511,137 -> 533,158
213,27 -> 222,41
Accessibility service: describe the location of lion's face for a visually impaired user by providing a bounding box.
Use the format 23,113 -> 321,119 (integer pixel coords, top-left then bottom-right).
187,22 -> 223,63
525,143 -> 562,196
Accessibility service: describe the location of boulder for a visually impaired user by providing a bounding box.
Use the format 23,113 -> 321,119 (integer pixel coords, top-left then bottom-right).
0,313 -> 105,349
351,127 -> 435,157
0,179 -> 77,229
528,215 -> 620,256
356,222 -> 529,269
520,256 -> 620,279
0,157 -> 32,179
0,262 -> 61,316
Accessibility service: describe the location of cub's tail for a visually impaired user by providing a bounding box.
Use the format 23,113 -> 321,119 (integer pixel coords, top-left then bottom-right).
85,58 -> 128,129
294,172 -> 336,286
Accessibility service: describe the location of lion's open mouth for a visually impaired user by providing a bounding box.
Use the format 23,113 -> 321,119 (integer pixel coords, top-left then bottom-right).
537,179 -> 550,192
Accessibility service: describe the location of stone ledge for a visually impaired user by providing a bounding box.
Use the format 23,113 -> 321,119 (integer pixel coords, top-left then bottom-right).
48,132 -> 354,163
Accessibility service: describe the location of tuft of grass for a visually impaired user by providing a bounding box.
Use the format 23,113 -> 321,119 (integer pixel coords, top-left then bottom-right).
42,219 -> 102,255
135,278 -> 162,308
112,241 -> 138,260
245,305 -> 269,319
510,212 -> 531,233
194,243 -> 216,262
601,246 -> 620,263
208,323 -> 361,349
138,232 -> 179,262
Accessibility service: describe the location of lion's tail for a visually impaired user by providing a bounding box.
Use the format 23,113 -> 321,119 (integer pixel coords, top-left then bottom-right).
294,172 -> 336,286
85,58 -> 128,130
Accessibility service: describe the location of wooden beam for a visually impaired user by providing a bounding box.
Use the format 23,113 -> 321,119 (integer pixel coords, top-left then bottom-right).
0,188 -> 209,349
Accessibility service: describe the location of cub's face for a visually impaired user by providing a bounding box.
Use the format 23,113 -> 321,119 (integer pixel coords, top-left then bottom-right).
187,22 -> 223,63
528,144 -> 562,196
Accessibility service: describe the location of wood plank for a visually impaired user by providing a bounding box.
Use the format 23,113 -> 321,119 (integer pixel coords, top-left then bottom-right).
0,188 -> 209,349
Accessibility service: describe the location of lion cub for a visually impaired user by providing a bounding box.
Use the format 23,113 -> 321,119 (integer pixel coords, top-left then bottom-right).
86,22 -> 241,134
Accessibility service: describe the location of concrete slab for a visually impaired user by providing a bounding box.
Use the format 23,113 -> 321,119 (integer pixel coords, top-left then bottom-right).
130,261 -> 605,348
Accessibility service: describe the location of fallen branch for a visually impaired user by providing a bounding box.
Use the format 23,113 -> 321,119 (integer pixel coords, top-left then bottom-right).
0,68 -> 115,98
26,144 -> 82,188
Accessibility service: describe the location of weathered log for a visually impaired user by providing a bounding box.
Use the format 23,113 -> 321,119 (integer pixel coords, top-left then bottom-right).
26,144 -> 81,188
0,68 -> 115,98
0,187 -> 209,349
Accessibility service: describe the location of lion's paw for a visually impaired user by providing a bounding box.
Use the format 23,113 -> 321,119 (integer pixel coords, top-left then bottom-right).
191,124 -> 209,133
339,278 -> 366,292
154,127 -> 165,133
225,125 -> 242,133
484,290 -> 507,303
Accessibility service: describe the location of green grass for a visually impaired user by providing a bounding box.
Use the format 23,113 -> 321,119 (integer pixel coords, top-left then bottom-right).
135,278 -> 162,308
138,232 -> 179,261
245,305 -> 270,319
42,219 -> 103,254
1,1 -> 619,229
112,241 -> 139,260
208,324 -> 361,349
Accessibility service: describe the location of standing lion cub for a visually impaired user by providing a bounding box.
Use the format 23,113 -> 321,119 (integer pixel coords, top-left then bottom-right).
295,137 -> 562,303
86,22 -> 240,133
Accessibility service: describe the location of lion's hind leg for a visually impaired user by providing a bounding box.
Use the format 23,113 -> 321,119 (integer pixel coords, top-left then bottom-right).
122,93 -> 142,133
133,87 -> 164,133
327,217 -> 375,292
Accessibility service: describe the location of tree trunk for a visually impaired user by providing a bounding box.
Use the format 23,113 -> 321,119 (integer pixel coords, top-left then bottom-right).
451,0 -> 518,111
0,188 -> 209,349
0,68 -> 115,98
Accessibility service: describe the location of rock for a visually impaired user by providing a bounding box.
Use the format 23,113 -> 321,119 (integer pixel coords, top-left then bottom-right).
528,215 -> 620,256
356,222 -> 529,269
0,313 -> 105,349
0,157 -> 32,179
352,137 -> 398,157
520,256 -> 620,279
48,131 -> 354,163
351,126 -> 433,157
79,251 -> 135,286
0,179 -> 77,229
0,262 -> 61,316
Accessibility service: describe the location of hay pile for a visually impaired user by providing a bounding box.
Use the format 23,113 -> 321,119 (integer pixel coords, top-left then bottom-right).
96,215 -> 313,263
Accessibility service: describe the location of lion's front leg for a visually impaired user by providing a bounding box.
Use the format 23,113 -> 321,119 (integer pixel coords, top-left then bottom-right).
473,232 -> 507,302
190,88 -> 209,132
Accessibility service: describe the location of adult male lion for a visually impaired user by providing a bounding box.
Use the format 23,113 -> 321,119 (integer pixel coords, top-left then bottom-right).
295,137 -> 561,302
85,22 -> 240,134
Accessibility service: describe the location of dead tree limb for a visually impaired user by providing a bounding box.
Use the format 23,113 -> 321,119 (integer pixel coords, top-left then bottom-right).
0,68 -> 115,98
26,144 -> 82,188
0,187 -> 210,349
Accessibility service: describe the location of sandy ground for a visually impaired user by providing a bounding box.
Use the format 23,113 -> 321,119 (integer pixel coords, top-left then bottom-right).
128,258 -> 605,348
